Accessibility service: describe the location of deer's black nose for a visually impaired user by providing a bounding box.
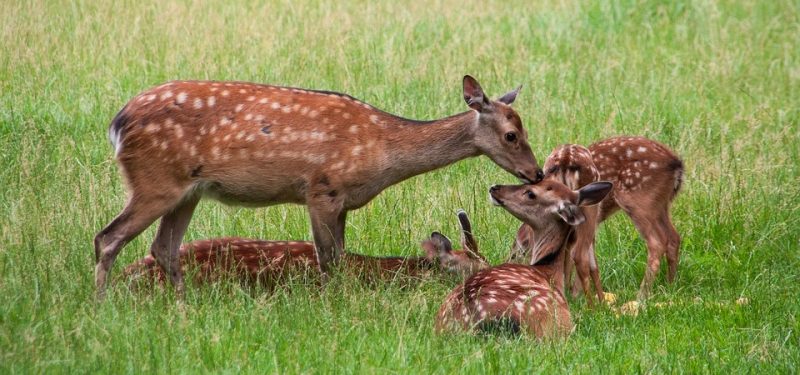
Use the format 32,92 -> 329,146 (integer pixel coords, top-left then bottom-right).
535,169 -> 545,182
489,185 -> 500,193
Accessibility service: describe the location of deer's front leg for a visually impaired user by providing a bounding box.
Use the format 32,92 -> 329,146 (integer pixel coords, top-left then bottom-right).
307,191 -> 346,274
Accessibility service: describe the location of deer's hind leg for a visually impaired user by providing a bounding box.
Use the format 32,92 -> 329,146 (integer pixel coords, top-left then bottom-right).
307,184 -> 347,274
149,194 -> 200,298
660,210 -> 681,283
94,188 -> 188,300
618,199 -> 669,301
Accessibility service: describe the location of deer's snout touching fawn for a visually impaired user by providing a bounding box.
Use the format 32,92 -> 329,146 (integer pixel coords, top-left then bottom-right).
121,211 -> 488,287
511,137 -> 683,301
435,180 -> 612,338
96,76 -> 542,299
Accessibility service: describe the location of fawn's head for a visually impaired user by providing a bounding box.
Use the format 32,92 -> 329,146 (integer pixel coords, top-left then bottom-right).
489,180 -> 613,230
421,232 -> 488,276
463,75 -> 543,183
543,144 -> 600,190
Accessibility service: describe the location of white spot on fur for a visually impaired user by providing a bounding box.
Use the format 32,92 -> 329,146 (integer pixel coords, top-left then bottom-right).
207,96 -> 216,107
349,125 -> 359,133
161,91 -> 173,100
235,104 -> 244,112
145,123 -> 160,133
351,146 -> 363,156
176,92 -> 188,104
270,102 -> 280,110
193,98 -> 203,109
259,98 -> 268,104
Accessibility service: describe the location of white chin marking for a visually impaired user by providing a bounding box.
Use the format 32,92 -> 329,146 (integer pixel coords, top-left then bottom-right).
489,195 -> 502,206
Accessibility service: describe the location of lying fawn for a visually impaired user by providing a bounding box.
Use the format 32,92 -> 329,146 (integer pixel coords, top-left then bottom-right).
96,75 -> 542,298
121,211 -> 488,286
512,137 -> 683,301
435,180 -> 612,338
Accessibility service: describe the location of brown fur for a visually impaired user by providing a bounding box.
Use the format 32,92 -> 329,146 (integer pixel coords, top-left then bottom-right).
512,137 -> 683,302
435,180 -> 612,338
95,76 -> 541,299
121,212 -> 488,288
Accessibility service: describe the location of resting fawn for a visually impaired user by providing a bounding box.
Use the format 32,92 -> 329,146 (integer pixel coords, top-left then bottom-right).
511,137 -> 683,302
121,211 -> 488,287
96,75 -> 542,299
435,180 -> 612,338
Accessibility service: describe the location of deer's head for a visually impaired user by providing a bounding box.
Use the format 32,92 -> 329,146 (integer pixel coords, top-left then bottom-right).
463,75 -> 543,183
489,180 -> 613,230
421,232 -> 489,276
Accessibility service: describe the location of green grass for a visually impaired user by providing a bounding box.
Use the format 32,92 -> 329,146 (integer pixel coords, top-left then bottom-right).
2,0 -> 799,372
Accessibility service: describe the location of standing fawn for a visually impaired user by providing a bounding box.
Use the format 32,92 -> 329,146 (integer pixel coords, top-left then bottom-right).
435,180 -> 612,338
511,137 -> 683,302
121,211 -> 488,286
96,75 -> 542,298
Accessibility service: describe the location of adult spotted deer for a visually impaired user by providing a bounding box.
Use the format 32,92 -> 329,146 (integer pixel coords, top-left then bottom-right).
435,180 -> 612,338
511,137 -> 683,302
121,211 -> 488,286
96,75 -> 542,298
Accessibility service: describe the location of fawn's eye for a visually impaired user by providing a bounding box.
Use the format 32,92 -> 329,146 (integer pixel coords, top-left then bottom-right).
505,132 -> 517,143
526,191 -> 536,200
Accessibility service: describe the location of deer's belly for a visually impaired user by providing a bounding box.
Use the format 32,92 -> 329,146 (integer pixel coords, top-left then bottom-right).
197,179 -> 306,207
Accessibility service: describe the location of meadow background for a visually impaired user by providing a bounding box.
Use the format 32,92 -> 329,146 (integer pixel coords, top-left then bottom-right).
2,0 -> 799,372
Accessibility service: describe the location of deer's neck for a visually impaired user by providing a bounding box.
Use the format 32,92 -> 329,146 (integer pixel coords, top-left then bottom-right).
527,224 -> 572,295
380,111 -> 480,182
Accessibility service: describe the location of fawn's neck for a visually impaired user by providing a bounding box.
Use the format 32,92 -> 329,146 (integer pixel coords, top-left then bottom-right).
528,224 -> 573,295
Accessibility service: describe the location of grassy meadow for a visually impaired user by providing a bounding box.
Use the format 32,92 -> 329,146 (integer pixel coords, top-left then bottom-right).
2,0 -> 799,372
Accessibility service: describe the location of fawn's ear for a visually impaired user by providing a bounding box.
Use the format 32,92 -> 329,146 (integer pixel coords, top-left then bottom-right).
556,203 -> 586,226
456,210 -> 487,262
577,181 -> 613,206
463,75 -> 492,112
497,85 -> 521,105
422,232 -> 453,259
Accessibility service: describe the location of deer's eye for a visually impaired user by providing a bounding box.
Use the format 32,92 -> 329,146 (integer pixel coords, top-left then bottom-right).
505,132 -> 517,143
526,191 -> 536,200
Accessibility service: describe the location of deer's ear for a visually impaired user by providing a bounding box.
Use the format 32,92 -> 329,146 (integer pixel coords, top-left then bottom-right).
577,181 -> 613,206
497,85 -> 521,105
463,75 -> 491,112
430,232 -> 453,252
556,203 -> 586,226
